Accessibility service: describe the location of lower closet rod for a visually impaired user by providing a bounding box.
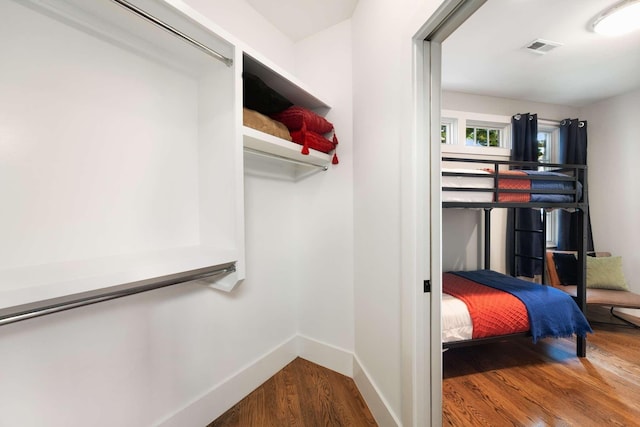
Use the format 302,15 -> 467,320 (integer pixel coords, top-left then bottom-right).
0,262 -> 235,327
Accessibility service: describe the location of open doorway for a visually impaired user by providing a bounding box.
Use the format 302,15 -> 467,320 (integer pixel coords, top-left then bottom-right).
411,1 -> 487,425
424,0 -> 640,424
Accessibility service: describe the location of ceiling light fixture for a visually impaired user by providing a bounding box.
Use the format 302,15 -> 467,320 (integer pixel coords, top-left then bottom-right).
590,0 -> 640,36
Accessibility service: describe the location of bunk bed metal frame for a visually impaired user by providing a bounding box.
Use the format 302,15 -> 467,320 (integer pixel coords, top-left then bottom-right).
441,157 -> 589,357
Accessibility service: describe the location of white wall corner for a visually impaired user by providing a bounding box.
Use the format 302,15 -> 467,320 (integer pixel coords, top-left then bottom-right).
296,334 -> 354,377
352,355 -> 402,427
156,335 -> 298,427
156,335 -> 396,427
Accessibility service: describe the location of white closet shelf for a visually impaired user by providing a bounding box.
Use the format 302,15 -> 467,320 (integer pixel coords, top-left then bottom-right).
243,52 -> 331,111
243,126 -> 331,168
241,51 -> 333,179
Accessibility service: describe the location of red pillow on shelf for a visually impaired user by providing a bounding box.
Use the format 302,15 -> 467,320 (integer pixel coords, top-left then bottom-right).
271,106 -> 333,134
272,105 -> 339,164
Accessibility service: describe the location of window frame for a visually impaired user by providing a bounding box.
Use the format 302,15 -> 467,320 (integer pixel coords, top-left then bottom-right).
465,122 -> 504,148
537,123 -> 561,248
441,117 -> 457,145
441,110 -> 511,157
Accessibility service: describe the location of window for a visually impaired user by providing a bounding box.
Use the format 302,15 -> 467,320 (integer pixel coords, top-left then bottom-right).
465,125 -> 502,147
537,130 -> 551,162
440,110 -> 510,154
441,118 -> 456,145
537,127 -> 560,247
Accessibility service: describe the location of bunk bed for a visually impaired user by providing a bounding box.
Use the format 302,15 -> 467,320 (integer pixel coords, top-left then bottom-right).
441,157 -> 592,357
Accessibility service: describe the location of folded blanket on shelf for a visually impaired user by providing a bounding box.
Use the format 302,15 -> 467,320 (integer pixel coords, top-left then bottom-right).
243,108 -> 292,141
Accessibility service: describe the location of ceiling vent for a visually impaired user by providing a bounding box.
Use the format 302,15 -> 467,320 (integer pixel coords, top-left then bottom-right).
524,39 -> 563,55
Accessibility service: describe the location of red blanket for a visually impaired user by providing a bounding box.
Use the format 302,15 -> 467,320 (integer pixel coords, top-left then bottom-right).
443,272 -> 530,338
483,169 -> 530,202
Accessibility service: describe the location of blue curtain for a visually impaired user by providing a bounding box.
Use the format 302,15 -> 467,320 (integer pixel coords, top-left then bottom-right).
507,113 -> 542,277
557,119 -> 594,251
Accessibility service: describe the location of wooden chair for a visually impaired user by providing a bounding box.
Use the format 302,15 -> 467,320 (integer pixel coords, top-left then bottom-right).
546,251 -> 640,327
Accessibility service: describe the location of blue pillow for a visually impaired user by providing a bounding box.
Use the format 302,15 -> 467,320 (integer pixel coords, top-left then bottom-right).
552,253 -> 578,285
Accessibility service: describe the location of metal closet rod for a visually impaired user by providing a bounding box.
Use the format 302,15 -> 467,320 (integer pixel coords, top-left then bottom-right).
0,262 -> 236,326
245,147 -> 329,171
110,0 -> 233,67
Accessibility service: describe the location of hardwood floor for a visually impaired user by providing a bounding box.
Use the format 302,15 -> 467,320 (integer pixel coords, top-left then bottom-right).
210,307 -> 640,426
208,357 -> 377,426
443,306 -> 640,426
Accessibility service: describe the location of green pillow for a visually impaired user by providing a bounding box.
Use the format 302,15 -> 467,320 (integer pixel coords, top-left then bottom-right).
586,256 -> 629,291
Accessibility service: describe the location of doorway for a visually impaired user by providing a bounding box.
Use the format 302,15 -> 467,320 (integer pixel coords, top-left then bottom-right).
411,1 -> 486,425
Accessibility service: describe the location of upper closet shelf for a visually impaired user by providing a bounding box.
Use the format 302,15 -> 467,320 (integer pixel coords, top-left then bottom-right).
243,52 -> 331,111
243,127 -> 330,165
242,52 -> 335,178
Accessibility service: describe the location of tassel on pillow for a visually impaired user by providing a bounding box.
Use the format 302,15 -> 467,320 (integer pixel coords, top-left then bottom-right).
332,134 -> 339,164
290,129 -> 336,154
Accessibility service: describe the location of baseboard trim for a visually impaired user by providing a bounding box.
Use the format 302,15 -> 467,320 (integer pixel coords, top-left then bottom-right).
157,335 -> 397,427
353,354 -> 401,427
157,335 -> 298,427
296,334 -> 353,377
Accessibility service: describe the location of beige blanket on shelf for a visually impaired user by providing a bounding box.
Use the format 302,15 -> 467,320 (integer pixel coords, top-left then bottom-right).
243,108 -> 292,141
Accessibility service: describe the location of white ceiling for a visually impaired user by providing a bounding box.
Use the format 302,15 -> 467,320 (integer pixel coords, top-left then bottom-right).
247,0 -> 640,107
442,0 -> 640,107
246,0 -> 358,42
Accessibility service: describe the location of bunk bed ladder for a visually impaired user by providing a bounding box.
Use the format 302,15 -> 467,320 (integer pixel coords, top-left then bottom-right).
510,208 -> 546,282
484,208 -> 491,270
576,206 -> 588,357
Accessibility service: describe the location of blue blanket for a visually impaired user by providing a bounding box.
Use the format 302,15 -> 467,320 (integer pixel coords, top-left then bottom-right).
524,170 -> 582,202
452,270 -> 592,342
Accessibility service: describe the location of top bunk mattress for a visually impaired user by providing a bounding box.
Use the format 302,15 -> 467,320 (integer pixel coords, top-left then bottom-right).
442,168 -> 493,203
441,158 -> 586,207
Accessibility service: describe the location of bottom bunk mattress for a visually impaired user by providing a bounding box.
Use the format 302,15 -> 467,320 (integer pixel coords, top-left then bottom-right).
442,270 -> 592,344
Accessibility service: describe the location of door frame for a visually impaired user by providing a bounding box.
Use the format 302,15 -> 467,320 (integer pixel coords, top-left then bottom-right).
409,1 -> 486,424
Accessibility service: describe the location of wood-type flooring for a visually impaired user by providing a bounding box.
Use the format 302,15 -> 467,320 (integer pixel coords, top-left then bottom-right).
210,307 -> 640,426
443,306 -> 640,426
209,357 -> 377,426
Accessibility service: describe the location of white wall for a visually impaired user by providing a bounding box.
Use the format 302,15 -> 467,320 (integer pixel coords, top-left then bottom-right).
182,0 -> 295,70
441,91 -> 579,274
443,91 -> 580,119
351,1 -> 442,424
579,88 -> 640,303
293,20 -> 355,360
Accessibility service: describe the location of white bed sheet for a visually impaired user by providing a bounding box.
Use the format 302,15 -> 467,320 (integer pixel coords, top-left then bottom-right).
442,292 -> 473,343
442,167 -> 493,203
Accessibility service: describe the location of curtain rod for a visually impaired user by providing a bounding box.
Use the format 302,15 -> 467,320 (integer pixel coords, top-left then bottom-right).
0,263 -> 236,326
513,114 -> 560,125
110,0 -> 233,67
